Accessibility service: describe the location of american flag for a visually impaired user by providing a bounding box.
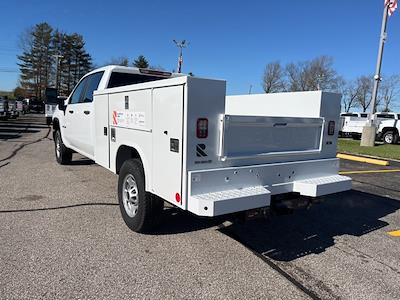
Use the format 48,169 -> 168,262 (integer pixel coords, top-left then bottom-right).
385,0 -> 398,16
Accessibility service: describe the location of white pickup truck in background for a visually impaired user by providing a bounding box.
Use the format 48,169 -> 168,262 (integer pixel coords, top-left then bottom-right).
8,100 -> 22,119
52,66 -> 351,232
0,97 -> 8,119
340,112 -> 400,144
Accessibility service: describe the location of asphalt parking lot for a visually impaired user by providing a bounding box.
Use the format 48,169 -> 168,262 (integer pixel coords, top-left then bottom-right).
1,114 -> 400,300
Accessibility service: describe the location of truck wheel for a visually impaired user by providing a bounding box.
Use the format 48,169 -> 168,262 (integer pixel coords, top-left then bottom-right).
54,130 -> 72,164
383,131 -> 398,144
118,159 -> 163,233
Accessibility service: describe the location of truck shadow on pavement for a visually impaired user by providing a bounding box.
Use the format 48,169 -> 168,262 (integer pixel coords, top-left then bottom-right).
218,190 -> 400,262
0,202 -> 118,214
151,207 -> 220,235
0,117 -> 45,141
69,158 -> 95,165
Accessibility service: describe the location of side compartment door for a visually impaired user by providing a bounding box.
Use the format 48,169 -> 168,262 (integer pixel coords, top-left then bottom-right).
152,85 -> 184,204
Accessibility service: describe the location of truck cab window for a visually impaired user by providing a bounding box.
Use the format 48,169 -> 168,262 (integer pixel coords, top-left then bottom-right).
70,77 -> 88,104
376,114 -> 395,119
107,72 -> 166,88
83,72 -> 104,103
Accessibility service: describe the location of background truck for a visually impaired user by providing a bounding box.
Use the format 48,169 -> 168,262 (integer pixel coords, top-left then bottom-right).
340,112 -> 400,144
52,66 -> 351,232
0,97 -> 8,119
45,87 -> 59,125
7,100 -> 19,119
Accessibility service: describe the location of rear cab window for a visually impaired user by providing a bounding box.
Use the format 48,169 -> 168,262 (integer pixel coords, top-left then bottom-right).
341,113 -> 357,117
376,114 -> 395,119
107,72 -> 171,88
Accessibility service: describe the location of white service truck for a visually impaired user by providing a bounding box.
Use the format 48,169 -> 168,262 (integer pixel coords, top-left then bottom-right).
45,88 -> 59,125
52,66 -> 351,232
341,112 -> 400,144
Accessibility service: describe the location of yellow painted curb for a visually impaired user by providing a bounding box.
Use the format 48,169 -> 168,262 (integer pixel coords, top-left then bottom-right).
388,230 -> 400,237
337,153 -> 389,166
339,169 -> 400,175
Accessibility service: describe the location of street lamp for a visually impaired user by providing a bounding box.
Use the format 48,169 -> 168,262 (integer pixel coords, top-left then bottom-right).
173,39 -> 188,73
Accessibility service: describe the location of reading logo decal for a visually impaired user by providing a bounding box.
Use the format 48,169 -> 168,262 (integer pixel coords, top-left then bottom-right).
196,144 -> 207,157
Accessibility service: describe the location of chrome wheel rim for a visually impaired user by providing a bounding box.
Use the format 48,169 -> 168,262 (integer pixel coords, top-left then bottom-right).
385,134 -> 393,144
56,137 -> 61,158
122,174 -> 139,218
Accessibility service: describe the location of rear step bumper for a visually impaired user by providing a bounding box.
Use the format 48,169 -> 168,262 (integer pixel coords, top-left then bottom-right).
293,175 -> 351,197
187,158 -> 351,217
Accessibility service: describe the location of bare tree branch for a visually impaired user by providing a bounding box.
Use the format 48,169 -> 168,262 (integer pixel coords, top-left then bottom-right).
262,61 -> 285,93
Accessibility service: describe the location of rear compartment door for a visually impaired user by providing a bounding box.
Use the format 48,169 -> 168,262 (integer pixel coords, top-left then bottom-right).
152,85 -> 184,204
219,115 -> 324,160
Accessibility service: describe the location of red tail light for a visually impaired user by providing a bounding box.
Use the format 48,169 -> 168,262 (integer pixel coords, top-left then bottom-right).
196,118 -> 208,138
328,121 -> 335,135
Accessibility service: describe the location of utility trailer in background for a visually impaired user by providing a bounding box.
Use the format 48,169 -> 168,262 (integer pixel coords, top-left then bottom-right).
53,66 -> 351,232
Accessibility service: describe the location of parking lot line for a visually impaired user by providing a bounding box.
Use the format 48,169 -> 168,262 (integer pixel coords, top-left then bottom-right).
339,169 -> 400,175
387,230 -> 400,237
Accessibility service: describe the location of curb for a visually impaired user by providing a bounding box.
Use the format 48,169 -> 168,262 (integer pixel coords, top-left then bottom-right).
337,153 -> 389,166
338,151 -> 400,164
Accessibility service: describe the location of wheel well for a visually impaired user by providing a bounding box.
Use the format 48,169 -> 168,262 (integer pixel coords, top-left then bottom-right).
116,145 -> 142,174
382,127 -> 399,135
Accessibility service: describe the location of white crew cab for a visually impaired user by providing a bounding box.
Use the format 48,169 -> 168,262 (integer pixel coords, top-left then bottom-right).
52,65 -> 351,232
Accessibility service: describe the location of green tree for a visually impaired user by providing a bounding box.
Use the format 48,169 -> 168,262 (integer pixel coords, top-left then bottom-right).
17,22 -> 54,99
17,24 -> 93,98
133,55 -> 149,68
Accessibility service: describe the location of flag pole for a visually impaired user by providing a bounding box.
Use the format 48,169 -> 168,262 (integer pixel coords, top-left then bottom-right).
360,2 -> 390,146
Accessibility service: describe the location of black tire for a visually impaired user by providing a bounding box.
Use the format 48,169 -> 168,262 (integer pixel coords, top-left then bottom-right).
118,159 -> 163,233
383,131 -> 398,144
54,130 -> 72,164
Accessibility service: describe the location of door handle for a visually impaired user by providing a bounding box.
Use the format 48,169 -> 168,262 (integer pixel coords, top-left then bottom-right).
84,110 -> 90,115
68,110 -> 74,114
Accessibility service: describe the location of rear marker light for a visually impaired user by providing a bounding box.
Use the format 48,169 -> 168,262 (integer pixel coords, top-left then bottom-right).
328,121 -> 335,135
197,118 -> 208,138
175,193 -> 181,203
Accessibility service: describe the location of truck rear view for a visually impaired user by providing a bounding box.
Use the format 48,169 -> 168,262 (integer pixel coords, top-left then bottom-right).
92,75 -> 351,231
53,67 -> 351,232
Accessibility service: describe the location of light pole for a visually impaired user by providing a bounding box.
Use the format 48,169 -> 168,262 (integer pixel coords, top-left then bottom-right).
361,2 -> 391,146
53,54 -> 63,93
173,39 -> 188,73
